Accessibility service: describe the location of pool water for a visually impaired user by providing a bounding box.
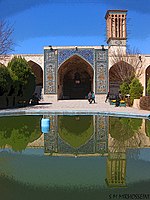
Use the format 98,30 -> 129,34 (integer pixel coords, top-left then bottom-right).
0,115 -> 150,200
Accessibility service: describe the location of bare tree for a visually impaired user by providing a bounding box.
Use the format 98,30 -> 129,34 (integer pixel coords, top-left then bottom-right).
109,46 -> 144,84
0,20 -> 14,55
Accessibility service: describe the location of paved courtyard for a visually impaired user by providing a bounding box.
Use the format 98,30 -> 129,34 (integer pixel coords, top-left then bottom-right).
0,98 -> 150,118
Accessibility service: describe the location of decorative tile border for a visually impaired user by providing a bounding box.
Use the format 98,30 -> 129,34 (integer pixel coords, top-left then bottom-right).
58,48 -> 94,67
44,49 -> 57,94
44,115 -> 58,153
95,50 -> 108,94
95,116 -> 108,153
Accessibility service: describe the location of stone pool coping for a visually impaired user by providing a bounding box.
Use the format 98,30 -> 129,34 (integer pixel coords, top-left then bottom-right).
0,109 -> 150,119
0,100 -> 150,119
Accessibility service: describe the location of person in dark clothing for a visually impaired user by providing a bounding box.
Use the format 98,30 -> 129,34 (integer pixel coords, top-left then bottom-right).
90,91 -> 95,104
105,92 -> 110,103
115,94 -> 120,107
88,91 -> 92,103
31,93 -> 39,105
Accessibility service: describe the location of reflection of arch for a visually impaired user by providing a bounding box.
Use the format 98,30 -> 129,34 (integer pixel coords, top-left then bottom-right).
28,61 -> 43,86
145,65 -> 150,95
109,61 -> 134,95
58,55 -> 94,100
58,116 -> 94,148
145,119 -> 150,137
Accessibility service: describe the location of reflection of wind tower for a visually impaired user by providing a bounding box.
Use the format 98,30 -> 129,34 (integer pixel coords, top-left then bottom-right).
105,153 -> 126,188
105,10 -> 127,52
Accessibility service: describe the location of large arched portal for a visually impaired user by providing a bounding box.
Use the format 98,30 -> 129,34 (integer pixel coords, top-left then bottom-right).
58,55 -> 93,100
146,65 -> 150,95
109,61 -> 134,96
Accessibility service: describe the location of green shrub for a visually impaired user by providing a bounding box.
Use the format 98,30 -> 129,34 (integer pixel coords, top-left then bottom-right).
0,63 -> 12,96
120,82 -> 130,97
8,56 -> 32,84
109,117 -> 142,141
129,78 -> 143,104
0,115 -> 42,151
8,56 -> 36,104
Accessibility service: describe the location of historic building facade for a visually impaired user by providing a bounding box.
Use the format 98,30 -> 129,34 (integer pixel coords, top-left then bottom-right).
1,10 -> 150,101
44,46 -> 108,100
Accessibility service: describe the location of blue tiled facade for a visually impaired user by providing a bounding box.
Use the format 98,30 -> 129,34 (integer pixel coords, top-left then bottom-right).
44,47 -> 108,95
95,49 -> 108,94
44,49 -> 57,94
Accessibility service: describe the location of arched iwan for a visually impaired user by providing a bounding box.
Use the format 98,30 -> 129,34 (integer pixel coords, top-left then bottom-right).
57,55 -> 94,100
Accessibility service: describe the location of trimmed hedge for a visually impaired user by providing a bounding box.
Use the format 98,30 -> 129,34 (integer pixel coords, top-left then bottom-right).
140,96 -> 150,111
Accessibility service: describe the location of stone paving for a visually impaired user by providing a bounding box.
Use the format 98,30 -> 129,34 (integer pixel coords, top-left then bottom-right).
0,98 -> 150,118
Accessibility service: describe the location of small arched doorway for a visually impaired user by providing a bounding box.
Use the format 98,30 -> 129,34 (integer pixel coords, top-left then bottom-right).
146,65 -> 150,95
58,55 -> 93,100
109,61 -> 134,96
28,61 -> 43,98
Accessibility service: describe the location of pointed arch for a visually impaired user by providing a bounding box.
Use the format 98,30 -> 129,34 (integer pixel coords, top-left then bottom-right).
58,55 -> 94,100
109,61 -> 134,95
28,60 -> 43,86
28,60 -> 43,99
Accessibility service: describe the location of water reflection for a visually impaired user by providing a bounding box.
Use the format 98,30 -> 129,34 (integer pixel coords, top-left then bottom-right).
44,115 -> 108,155
0,115 -> 42,151
0,115 -> 150,193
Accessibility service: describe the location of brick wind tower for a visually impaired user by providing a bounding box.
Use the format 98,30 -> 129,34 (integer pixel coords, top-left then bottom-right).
105,10 -> 127,51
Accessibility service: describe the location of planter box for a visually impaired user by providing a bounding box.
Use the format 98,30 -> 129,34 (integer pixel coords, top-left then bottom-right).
120,102 -> 126,107
110,100 -> 116,105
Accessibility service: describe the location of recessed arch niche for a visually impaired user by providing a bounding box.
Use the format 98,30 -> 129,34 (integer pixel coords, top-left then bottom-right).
109,61 -> 134,96
28,60 -> 43,98
57,55 -> 94,100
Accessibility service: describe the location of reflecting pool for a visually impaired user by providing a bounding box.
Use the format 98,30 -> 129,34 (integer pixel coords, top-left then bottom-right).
0,115 -> 150,200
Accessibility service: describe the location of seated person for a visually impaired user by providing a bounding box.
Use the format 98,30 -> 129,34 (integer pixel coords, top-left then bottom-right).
31,93 -> 39,105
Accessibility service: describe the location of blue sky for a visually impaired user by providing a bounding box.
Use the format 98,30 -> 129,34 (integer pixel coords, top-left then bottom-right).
0,0 -> 150,54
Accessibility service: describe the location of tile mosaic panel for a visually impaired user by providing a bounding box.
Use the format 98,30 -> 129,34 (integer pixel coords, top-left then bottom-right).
44,115 -> 58,153
95,49 -> 108,94
44,49 -> 57,94
95,116 -> 108,153
58,48 -> 94,67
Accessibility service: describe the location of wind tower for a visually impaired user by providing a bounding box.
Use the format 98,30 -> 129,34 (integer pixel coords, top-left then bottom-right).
105,10 -> 127,53
105,152 -> 127,188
